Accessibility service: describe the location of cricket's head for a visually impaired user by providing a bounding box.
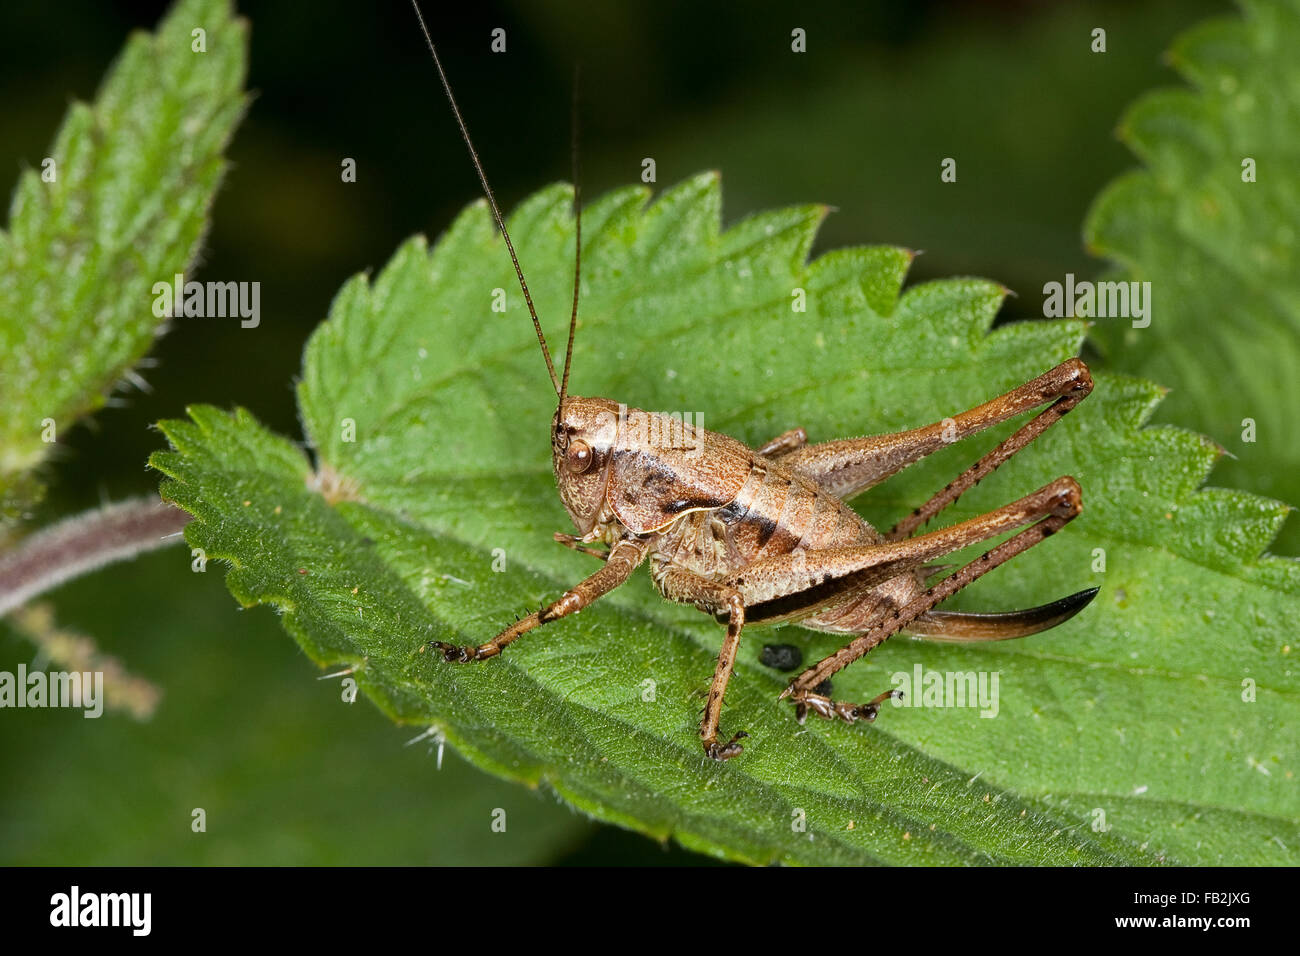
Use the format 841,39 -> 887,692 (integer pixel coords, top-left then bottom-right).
552,396 -> 619,533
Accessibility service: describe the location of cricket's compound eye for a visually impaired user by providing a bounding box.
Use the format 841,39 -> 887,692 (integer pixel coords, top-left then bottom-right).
565,439 -> 593,474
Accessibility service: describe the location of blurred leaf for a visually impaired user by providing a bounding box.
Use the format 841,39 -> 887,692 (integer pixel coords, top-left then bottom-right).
153,174 -> 1298,865
0,0 -> 247,526
1085,0 -> 1300,548
7,602 -> 161,719
576,1 -> 1218,292
0,549 -> 593,864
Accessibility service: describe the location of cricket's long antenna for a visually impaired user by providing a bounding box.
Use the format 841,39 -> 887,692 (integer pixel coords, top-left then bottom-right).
559,64 -> 581,405
409,0 -> 560,396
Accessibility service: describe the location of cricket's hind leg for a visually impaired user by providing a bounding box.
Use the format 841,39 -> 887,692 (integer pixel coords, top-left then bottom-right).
781,476 -> 1084,724
787,586 -> 1099,722
794,684 -> 899,724
778,359 -> 1092,511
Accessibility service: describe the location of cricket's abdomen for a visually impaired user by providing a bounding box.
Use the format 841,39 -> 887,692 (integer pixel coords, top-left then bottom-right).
731,459 -> 882,557
651,455 -> 926,629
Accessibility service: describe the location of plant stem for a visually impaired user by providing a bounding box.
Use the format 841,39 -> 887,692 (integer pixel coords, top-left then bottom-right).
9,601 -> 163,719
0,496 -> 190,616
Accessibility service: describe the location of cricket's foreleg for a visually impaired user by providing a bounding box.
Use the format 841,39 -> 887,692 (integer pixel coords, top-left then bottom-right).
756,427 -> 807,459
425,537 -> 650,662
653,564 -> 749,761
779,359 -> 1092,505
781,476 -> 1084,722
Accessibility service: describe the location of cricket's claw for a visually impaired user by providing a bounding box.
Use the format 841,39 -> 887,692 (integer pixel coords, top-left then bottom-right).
791,688 -> 901,725
427,641 -> 472,662
703,731 -> 748,761
423,641 -> 499,663
853,689 -> 902,721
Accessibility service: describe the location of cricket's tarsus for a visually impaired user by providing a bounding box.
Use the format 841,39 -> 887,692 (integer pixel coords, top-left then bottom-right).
409,5 -> 1100,762
794,688 -> 899,725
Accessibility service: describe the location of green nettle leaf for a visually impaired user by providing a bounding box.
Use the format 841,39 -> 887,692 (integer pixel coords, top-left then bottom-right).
0,0 -> 247,526
152,174 -> 1299,865
1085,0 -> 1300,546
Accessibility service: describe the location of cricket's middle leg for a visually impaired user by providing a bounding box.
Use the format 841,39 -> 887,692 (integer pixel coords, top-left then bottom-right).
653,561 -> 750,761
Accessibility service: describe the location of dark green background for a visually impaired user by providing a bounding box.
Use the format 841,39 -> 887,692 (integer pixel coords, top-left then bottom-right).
1,0 -> 1240,864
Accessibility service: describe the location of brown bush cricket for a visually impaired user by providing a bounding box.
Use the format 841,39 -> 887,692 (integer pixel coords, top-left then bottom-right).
411,2 -> 1098,761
